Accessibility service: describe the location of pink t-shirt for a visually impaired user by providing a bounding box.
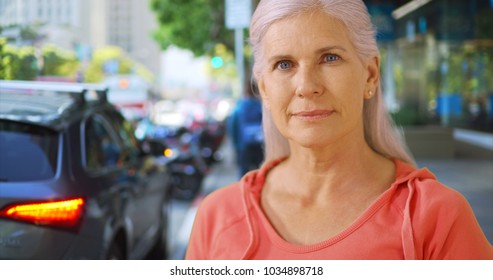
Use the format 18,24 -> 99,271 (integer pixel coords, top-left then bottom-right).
186,159 -> 493,259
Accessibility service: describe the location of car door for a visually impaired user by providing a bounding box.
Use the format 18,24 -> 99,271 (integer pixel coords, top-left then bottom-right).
104,110 -> 168,251
83,113 -> 136,226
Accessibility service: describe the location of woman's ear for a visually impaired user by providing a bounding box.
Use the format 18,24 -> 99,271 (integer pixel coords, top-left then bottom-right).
364,56 -> 380,99
257,78 -> 271,110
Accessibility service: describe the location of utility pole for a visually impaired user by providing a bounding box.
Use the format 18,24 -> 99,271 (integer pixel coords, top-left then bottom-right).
225,0 -> 252,97
234,28 -> 245,96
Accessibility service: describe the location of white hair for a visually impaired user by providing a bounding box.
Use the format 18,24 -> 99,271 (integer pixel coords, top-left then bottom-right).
249,0 -> 416,166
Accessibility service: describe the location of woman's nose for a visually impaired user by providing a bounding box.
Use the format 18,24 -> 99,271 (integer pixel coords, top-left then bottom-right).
294,66 -> 324,98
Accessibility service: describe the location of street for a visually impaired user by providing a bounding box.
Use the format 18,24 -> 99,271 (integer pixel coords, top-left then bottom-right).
167,138 -> 493,260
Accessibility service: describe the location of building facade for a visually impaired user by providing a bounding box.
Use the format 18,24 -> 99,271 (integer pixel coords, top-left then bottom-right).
366,0 -> 493,132
0,0 -> 161,79
0,0 -> 80,27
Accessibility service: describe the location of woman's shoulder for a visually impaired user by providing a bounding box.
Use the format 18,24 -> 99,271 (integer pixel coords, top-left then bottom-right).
393,159 -> 470,212
198,182 -> 245,218
392,160 -> 493,259
389,159 -> 475,235
186,181 -> 253,260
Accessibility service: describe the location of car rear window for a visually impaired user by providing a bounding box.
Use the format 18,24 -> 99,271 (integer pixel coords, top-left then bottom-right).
0,120 -> 59,182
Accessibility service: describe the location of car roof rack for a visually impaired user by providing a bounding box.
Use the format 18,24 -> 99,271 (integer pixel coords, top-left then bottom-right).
0,80 -> 108,104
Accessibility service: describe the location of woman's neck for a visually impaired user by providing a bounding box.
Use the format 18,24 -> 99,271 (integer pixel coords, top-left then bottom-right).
270,134 -> 394,203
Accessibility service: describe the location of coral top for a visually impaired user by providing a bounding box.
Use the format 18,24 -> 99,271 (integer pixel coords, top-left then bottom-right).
186,159 -> 493,259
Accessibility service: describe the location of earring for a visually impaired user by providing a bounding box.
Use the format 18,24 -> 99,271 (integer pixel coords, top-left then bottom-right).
368,90 -> 373,97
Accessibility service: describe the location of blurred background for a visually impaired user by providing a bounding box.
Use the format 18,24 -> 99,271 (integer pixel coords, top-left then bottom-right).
0,0 -> 492,259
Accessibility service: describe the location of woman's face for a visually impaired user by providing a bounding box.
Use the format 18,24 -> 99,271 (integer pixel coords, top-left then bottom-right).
257,10 -> 379,149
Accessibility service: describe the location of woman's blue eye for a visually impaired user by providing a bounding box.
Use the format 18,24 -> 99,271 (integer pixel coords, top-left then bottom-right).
324,54 -> 340,62
276,61 -> 292,70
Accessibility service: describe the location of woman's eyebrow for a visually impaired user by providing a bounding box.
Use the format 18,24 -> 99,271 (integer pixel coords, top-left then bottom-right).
267,55 -> 293,64
266,45 -> 349,63
315,45 -> 348,54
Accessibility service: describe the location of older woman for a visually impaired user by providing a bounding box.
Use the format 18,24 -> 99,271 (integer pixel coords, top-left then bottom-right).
186,0 -> 493,259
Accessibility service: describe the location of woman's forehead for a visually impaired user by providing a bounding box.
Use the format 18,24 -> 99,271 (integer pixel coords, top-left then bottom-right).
261,10 -> 353,53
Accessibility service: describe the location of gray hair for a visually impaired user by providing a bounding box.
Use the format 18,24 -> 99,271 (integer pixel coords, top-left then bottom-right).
249,0 -> 415,166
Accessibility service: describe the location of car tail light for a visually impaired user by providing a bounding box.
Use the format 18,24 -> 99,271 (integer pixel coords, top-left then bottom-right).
0,198 -> 84,229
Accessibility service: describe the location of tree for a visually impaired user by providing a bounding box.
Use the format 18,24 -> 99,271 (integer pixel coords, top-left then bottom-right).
17,46 -> 38,81
83,46 -> 134,82
20,25 -> 42,44
151,0 -> 261,56
0,40 -> 38,81
83,46 -> 153,83
0,38 -> 10,79
41,44 -> 79,77
150,0 -> 260,94
150,0 -> 234,57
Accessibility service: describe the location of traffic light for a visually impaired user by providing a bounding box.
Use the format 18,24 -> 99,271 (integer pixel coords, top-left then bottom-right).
210,56 -> 224,68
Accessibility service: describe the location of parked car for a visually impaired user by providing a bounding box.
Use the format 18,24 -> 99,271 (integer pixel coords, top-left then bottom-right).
0,80 -> 173,259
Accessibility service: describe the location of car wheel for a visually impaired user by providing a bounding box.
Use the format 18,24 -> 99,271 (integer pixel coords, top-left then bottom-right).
106,242 -> 125,260
146,200 -> 170,259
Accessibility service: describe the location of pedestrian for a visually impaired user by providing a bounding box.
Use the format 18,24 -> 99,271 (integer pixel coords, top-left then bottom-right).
186,0 -> 493,259
227,87 -> 264,177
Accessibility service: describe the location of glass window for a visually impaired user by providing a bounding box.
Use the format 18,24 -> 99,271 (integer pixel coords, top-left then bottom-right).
105,110 -> 141,160
0,121 -> 59,182
84,115 -> 122,171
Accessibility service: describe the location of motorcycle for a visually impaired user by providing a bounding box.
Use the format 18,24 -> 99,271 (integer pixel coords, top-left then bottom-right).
198,119 -> 226,167
163,128 -> 209,201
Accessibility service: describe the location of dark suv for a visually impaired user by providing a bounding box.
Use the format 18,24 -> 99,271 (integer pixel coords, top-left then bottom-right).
0,80 -> 172,259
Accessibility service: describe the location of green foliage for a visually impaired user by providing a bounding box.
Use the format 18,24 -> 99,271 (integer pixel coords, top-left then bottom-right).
20,25 -> 40,42
0,39 -> 153,83
0,38 -> 9,79
206,43 -> 237,80
1,42 -> 78,81
84,46 -> 139,83
41,44 -> 78,77
0,24 -> 81,80
442,50 -> 466,94
150,0 -> 234,57
446,44 -> 493,96
17,46 -> 38,80
0,45 -> 20,80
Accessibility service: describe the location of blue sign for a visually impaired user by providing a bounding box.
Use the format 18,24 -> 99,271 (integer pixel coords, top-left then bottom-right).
436,94 -> 462,117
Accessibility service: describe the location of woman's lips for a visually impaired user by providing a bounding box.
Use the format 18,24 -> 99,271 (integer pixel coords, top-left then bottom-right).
291,110 -> 335,121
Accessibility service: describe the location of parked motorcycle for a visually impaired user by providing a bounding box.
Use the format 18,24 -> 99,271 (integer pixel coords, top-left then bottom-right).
136,115 -> 219,201
166,128 -> 208,201
198,119 -> 226,167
